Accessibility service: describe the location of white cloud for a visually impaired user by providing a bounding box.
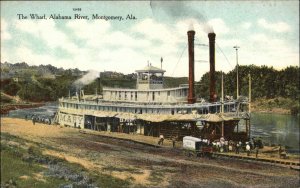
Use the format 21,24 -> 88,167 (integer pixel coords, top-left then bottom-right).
257,18 -> 291,33
1,19 -> 11,40
66,20 -> 110,40
132,18 -> 180,45
241,22 -> 252,30
14,19 -> 79,55
2,15 -> 297,82
239,32 -> 298,69
67,20 -> 151,50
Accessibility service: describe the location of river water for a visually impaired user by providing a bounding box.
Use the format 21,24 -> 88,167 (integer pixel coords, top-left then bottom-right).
7,102 -> 58,119
250,113 -> 299,153
5,104 -> 300,152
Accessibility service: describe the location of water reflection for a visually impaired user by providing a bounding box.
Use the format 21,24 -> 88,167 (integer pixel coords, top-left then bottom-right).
251,113 -> 299,152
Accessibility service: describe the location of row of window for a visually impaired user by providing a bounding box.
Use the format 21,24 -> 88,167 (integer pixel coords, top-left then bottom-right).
106,89 -> 187,102
61,102 -> 237,115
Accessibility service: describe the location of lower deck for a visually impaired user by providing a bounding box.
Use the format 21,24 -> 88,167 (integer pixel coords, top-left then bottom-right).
57,110 -> 251,142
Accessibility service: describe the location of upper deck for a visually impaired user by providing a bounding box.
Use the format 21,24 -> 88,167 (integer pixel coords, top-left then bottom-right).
102,64 -> 190,104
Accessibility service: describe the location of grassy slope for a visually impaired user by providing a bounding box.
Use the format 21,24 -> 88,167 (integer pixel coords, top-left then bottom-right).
0,133 -> 131,188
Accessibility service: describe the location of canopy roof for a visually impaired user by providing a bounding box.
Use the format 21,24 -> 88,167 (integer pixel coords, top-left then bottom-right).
136,65 -> 165,73
60,109 -> 239,123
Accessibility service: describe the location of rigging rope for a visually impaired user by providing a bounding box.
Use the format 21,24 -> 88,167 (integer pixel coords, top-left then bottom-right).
216,42 -> 233,69
171,43 -> 187,77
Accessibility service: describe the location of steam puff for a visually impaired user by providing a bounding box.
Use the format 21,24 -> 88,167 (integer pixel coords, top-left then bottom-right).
150,1 -> 214,33
73,70 -> 99,88
188,21 -> 194,31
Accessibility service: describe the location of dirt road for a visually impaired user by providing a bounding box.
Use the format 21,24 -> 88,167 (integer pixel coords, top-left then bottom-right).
1,117 -> 299,187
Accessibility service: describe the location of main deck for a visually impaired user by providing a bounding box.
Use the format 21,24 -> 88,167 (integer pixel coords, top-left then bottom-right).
57,97 -> 251,141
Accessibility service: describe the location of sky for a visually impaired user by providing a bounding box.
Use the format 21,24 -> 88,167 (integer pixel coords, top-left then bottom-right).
1,1 -> 299,80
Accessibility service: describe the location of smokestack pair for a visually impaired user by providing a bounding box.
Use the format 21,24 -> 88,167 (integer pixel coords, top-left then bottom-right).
187,30 -> 216,104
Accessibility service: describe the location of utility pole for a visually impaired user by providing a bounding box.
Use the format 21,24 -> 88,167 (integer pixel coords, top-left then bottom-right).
248,73 -> 251,113
233,46 -> 240,99
221,72 -> 224,114
221,72 -> 224,137
248,73 -> 252,139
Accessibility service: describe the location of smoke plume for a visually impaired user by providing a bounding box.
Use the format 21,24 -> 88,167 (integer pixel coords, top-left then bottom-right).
73,70 -> 99,89
150,1 -> 214,33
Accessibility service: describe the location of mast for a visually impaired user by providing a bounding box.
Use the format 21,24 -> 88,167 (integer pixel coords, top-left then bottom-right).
233,46 -> 240,99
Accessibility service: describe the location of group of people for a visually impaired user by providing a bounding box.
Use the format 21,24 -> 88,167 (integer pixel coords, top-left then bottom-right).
26,114 -> 52,125
157,134 -> 264,158
212,137 -> 261,158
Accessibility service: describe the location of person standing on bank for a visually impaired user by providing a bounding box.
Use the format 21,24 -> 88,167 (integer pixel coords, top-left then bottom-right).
172,137 -> 176,148
32,117 -> 36,125
255,146 -> 259,158
236,142 -> 240,154
246,142 -> 251,156
158,134 -> 164,145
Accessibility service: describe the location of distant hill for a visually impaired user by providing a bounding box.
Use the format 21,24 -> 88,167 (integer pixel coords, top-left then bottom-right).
1,62 -> 298,114
0,62 -> 85,80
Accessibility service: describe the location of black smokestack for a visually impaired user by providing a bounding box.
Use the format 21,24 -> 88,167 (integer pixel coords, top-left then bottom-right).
187,30 -> 196,104
208,32 -> 216,103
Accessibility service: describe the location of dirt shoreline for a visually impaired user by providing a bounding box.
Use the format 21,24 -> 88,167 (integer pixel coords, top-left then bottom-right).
0,103 -> 45,114
251,107 -> 291,115
1,117 -> 300,187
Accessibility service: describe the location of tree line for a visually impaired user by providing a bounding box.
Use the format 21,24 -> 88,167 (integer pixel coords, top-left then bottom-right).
1,64 -> 298,104
198,65 -> 299,101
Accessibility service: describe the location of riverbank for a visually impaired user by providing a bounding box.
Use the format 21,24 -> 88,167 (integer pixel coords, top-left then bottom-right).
0,92 -> 46,115
1,117 -> 300,187
0,103 -> 45,115
251,97 -> 299,115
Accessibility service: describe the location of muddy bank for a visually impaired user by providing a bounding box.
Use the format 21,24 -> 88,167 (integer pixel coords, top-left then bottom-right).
1,118 -> 300,187
251,107 -> 291,115
0,103 -> 45,114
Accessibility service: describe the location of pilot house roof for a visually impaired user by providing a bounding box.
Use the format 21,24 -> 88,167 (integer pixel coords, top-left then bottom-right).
135,65 -> 166,73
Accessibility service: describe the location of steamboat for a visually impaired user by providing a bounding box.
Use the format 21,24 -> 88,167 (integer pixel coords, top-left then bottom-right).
56,30 -> 251,141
